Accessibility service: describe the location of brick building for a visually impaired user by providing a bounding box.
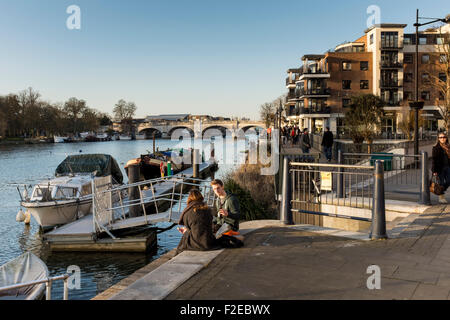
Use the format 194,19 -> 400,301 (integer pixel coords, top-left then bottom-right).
285,23 -> 449,137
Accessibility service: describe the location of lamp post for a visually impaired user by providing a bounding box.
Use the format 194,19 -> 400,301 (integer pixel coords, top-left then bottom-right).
410,10 -> 450,155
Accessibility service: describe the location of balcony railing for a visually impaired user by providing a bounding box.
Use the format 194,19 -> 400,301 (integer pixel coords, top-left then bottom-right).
298,68 -> 329,77
382,99 -> 402,106
380,41 -> 403,49
380,61 -> 403,68
379,80 -> 403,88
299,106 -> 332,114
296,88 -> 331,97
286,77 -> 298,86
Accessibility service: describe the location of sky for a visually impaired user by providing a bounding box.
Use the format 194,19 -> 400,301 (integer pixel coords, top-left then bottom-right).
0,0 -> 449,120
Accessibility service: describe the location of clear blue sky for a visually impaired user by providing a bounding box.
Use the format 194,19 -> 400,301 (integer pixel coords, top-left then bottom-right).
0,0 -> 449,120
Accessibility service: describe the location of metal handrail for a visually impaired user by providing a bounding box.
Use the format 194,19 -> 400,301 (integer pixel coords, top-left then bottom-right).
0,274 -> 70,300
290,162 -> 374,170
342,152 -> 420,158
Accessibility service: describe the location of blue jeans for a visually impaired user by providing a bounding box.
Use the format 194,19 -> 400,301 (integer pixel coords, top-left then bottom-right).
323,146 -> 332,161
302,147 -> 310,154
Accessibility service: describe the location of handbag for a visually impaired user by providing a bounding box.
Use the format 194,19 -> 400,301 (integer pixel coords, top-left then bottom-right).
430,175 -> 445,195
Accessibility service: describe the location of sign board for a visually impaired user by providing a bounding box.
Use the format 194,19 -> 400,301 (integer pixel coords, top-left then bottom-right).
321,172 -> 332,191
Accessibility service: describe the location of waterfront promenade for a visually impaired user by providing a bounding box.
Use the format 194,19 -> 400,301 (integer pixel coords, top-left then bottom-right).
94,204 -> 450,300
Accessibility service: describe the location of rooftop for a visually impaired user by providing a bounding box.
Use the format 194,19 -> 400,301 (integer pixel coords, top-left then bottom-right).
364,23 -> 407,33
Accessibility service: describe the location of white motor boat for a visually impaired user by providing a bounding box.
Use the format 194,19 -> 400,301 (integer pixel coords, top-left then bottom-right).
53,136 -> 68,143
135,134 -> 146,140
0,252 -> 48,300
19,154 -> 123,230
119,135 -> 132,141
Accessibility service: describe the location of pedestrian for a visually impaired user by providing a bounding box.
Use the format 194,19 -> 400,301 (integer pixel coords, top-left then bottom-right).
432,133 -> 450,204
301,128 -> 311,154
210,179 -> 244,248
321,127 -> 334,162
176,189 -> 219,254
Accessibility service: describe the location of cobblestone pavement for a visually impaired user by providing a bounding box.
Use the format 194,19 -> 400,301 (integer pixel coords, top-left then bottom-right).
166,205 -> 450,300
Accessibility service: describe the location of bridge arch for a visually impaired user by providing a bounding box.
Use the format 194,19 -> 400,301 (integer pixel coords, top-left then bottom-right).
168,126 -> 194,139
202,125 -> 229,137
240,125 -> 265,133
138,128 -> 163,138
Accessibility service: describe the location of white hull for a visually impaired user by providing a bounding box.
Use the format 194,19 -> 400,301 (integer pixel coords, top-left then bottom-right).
135,134 -> 146,140
21,198 -> 92,229
119,135 -> 132,141
53,136 -> 67,143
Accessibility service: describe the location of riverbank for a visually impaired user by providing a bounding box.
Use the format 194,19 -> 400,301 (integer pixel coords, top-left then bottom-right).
0,138 -> 51,145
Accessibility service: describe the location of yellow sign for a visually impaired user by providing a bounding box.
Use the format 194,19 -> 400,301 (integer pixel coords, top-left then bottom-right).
321,172 -> 332,191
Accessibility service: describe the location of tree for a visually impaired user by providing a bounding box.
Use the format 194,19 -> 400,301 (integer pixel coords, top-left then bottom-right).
113,99 -> 137,134
64,97 -> 87,134
398,107 -> 425,141
18,87 -> 41,137
344,94 -> 384,153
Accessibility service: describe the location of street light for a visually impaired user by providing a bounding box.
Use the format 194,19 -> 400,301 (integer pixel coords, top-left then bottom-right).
410,9 -> 450,155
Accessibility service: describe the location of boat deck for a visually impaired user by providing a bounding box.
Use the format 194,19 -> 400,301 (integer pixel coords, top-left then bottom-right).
43,160 -> 215,250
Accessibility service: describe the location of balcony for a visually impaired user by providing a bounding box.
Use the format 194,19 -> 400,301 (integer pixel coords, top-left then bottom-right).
382,99 -> 402,106
296,88 -> 331,98
380,80 -> 403,88
380,41 -> 403,50
285,92 -> 297,102
299,106 -> 331,114
298,68 -> 330,81
380,60 -> 403,69
286,77 -> 298,86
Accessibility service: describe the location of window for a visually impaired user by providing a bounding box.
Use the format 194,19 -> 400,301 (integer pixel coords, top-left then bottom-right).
342,80 -> 351,90
360,80 -> 369,89
440,54 -> 448,64
421,54 -> 430,64
421,91 -> 430,101
439,73 -> 447,83
405,73 -> 413,83
403,36 -> 412,45
404,54 -> 413,64
404,91 -> 413,101
360,61 -> 369,71
381,32 -> 399,48
422,73 -> 430,83
437,37 -> 444,45
54,187 -> 78,199
370,34 -> 374,45
342,62 -> 352,71
342,99 -> 351,107
419,37 -> 427,45
440,92 -> 445,101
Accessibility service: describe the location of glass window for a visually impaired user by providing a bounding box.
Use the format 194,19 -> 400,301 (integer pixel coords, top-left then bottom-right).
81,184 -> 92,196
440,92 -> 445,101
33,187 -> 53,198
342,62 -> 352,70
421,91 -> 430,101
421,54 -> 430,64
422,73 -> 430,83
405,73 -> 413,82
342,80 -> 351,90
440,54 -> 448,64
403,36 -> 412,45
404,91 -> 413,101
54,187 -> 78,199
419,37 -> 427,45
342,98 -> 351,107
437,37 -> 444,45
404,54 -> 413,64
360,61 -> 369,71
360,80 -> 369,89
370,34 -> 374,45
439,73 -> 447,83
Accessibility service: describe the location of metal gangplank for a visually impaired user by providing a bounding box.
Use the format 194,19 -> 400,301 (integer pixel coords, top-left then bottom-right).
92,175 -> 217,239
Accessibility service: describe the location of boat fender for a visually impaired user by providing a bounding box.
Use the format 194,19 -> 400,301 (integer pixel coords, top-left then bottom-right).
16,209 -> 25,222
24,211 -> 31,224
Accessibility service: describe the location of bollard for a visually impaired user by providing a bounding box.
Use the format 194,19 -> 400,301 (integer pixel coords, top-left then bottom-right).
193,149 -> 200,178
128,164 -> 141,218
337,150 -> 344,198
420,151 -> 431,205
370,160 -> 387,240
210,141 -> 215,161
280,157 -> 293,225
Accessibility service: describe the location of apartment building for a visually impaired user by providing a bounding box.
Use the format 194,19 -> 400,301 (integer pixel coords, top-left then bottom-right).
285,22 -> 449,137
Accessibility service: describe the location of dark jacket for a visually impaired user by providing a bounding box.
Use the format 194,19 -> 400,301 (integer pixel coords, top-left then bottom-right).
176,200 -> 217,254
301,133 -> 311,149
432,143 -> 450,175
214,192 -> 240,231
321,131 -> 334,148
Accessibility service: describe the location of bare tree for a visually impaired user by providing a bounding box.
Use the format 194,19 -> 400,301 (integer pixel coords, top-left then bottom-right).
113,99 -> 137,134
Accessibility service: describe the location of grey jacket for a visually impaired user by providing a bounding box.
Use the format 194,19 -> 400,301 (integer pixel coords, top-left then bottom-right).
214,192 -> 241,231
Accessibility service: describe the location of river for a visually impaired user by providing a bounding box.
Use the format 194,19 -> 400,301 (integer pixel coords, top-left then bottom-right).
0,137 -> 250,300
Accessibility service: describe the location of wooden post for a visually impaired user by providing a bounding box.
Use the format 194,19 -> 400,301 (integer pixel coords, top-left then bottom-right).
193,149 -> 199,178
153,133 -> 156,154
128,164 -> 141,218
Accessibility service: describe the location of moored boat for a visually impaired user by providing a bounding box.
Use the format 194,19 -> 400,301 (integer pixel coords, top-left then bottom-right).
19,154 -> 123,230
53,136 -> 67,143
0,252 -> 49,300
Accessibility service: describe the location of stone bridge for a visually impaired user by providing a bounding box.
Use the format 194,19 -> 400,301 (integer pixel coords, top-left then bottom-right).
136,120 -> 266,138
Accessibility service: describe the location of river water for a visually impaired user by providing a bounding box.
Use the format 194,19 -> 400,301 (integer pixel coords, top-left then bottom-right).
0,137 -> 249,300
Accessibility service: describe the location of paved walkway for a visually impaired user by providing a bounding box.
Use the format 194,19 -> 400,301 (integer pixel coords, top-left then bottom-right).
165,205 -> 450,300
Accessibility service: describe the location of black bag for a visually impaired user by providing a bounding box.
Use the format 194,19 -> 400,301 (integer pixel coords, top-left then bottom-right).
217,235 -> 244,248
430,175 -> 445,195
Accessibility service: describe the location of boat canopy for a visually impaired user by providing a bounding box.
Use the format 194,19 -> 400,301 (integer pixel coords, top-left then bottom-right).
55,154 -> 123,184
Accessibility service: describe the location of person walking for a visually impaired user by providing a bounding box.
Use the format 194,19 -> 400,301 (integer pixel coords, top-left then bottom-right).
301,128 -> 311,154
432,133 -> 450,204
321,127 -> 334,162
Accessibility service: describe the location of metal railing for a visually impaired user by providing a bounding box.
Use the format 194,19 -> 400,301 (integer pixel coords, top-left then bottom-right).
91,176 -> 217,237
280,158 -> 388,239
0,274 -> 69,300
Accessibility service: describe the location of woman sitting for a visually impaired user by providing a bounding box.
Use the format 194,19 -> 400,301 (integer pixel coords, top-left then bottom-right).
176,189 -> 218,254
